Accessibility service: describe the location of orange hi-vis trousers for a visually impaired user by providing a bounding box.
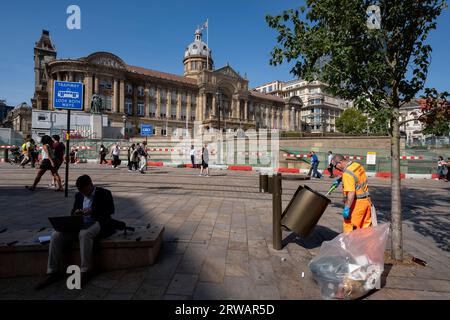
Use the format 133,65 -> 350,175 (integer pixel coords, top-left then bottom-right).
343,198 -> 372,233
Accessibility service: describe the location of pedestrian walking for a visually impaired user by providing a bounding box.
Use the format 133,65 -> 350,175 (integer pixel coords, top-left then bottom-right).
99,144 -> 108,164
69,149 -> 76,163
20,137 -> 33,168
327,151 -> 335,178
445,157 -> 450,182
190,145 -> 196,168
127,143 -> 138,171
308,151 -> 322,178
200,144 -> 210,177
25,135 -> 63,191
111,144 -> 121,168
437,156 -> 446,180
74,149 -> 80,164
137,142 -> 148,174
50,135 -> 65,188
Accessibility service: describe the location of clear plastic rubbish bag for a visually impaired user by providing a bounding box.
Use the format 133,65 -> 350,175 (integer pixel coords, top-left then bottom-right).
308,223 -> 389,300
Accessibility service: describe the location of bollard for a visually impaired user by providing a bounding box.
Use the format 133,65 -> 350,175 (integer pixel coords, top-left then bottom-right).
3,148 -> 8,163
259,173 -> 268,193
272,173 -> 282,250
268,175 -> 274,194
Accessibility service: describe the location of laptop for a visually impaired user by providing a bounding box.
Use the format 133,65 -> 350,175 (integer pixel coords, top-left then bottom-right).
48,216 -> 84,233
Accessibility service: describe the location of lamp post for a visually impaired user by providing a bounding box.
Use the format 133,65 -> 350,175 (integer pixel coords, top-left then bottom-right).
216,91 -> 222,164
122,113 -> 127,140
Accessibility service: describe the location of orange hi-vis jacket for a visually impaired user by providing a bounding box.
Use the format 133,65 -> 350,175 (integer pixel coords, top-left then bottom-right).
342,162 -> 372,233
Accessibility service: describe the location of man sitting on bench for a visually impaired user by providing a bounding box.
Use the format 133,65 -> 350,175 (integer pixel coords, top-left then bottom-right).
36,174 -> 115,290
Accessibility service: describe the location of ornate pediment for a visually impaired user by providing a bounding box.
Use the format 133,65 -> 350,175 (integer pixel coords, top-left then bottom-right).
215,66 -> 242,79
83,52 -> 127,70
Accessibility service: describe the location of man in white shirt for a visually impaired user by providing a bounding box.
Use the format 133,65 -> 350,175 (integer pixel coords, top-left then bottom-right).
327,151 -> 335,178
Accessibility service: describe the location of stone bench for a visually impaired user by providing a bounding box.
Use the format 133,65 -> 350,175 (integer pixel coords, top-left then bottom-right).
0,224 -> 164,278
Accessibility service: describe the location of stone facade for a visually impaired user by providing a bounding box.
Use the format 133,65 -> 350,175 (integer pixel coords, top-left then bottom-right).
3,103 -> 32,137
253,79 -> 353,133
32,29 -> 301,137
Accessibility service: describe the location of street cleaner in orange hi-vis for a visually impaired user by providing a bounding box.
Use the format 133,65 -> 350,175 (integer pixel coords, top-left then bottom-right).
328,154 -> 378,233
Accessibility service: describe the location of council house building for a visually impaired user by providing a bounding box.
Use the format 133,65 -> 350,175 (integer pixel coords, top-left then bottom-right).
32,29 -> 303,137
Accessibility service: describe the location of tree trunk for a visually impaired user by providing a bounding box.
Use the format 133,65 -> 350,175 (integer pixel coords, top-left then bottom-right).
390,113 -> 403,261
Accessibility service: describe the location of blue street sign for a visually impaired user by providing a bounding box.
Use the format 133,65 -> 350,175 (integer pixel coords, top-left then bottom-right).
53,81 -> 84,110
141,124 -> 153,136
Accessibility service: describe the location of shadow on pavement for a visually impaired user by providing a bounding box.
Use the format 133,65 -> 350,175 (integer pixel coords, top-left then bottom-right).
282,225 -> 339,249
369,185 -> 450,252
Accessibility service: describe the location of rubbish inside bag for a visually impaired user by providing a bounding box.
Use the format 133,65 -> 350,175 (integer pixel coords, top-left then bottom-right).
309,223 -> 389,300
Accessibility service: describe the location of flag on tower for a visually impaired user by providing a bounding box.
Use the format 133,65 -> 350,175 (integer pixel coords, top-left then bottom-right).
202,20 -> 208,30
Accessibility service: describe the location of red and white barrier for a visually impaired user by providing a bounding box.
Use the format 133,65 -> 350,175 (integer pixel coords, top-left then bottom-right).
283,153 -> 310,158
71,146 -> 93,150
344,155 -> 364,160
239,152 -> 268,157
401,156 -> 424,160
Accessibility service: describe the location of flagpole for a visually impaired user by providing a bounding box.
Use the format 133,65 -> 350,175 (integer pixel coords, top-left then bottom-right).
206,18 -> 209,70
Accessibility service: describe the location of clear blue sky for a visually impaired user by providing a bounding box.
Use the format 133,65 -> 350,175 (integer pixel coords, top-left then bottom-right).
0,0 -> 449,106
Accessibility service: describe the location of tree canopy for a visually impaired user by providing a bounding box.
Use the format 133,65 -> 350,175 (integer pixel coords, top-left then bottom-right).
335,107 -> 368,134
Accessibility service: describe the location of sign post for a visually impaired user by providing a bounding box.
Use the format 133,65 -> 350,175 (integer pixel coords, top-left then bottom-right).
53,81 -> 84,198
140,124 -> 153,144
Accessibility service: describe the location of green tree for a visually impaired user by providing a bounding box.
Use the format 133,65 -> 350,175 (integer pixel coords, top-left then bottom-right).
266,0 -> 447,261
335,107 -> 368,134
419,88 -> 450,136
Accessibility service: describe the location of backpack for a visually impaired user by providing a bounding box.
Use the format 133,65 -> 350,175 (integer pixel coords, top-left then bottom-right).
138,147 -> 146,156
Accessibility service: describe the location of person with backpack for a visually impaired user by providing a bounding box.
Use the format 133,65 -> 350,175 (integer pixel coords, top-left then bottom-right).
20,138 -> 32,168
308,151 -> 322,179
137,142 -> 148,174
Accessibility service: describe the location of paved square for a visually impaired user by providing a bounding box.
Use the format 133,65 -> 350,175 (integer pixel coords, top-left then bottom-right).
0,163 -> 449,299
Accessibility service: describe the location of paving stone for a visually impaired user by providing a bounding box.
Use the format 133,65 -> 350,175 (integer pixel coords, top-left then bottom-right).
193,282 -> 227,300
166,273 -> 198,296
199,256 -> 226,283
176,259 -> 205,275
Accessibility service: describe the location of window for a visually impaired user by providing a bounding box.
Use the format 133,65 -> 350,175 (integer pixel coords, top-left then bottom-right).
149,86 -> 156,97
137,103 -> 144,116
126,84 -> 133,95
101,95 -> 112,111
161,128 -> 167,136
171,91 -> 177,104
268,86 -> 273,92
100,79 -> 112,89
125,99 -> 133,115
149,101 -> 156,116
310,99 -> 323,105
37,114 -> 48,121
138,86 -> 145,97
